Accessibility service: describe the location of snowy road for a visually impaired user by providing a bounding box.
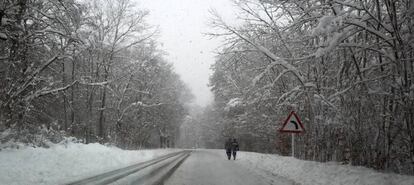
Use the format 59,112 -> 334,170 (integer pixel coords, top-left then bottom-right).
165,149 -> 294,185
66,151 -> 190,185
66,149 -> 295,185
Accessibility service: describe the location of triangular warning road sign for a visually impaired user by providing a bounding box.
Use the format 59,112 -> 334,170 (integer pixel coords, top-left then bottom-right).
279,111 -> 305,133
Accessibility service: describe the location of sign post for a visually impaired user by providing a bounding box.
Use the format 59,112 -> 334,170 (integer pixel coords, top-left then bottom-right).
291,133 -> 294,157
279,111 -> 305,158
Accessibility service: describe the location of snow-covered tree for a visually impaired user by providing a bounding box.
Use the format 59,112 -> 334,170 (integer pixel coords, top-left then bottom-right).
0,0 -> 193,149
209,0 -> 414,175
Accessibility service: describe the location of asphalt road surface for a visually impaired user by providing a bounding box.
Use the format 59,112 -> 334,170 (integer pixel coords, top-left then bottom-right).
165,150 -> 294,185
66,150 -> 295,185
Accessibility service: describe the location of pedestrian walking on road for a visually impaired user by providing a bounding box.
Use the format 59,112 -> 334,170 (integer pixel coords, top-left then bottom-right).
231,138 -> 239,160
225,138 -> 233,160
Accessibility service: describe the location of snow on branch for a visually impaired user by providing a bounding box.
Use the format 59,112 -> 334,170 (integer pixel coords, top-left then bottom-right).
256,69 -> 292,91
0,32 -> 7,40
224,98 -> 242,111
25,81 -> 79,101
314,94 -> 339,112
34,28 -> 66,37
223,25 -> 305,85
252,62 -> 278,86
11,53 -> 63,100
338,43 -> 397,62
23,78 -> 115,101
314,31 -> 347,57
113,31 -> 157,54
18,78 -> 117,104
344,19 -> 394,46
332,0 -> 364,10
129,89 -> 151,95
208,12 -> 305,85
276,85 -> 302,105
328,74 -> 392,101
78,81 -> 111,86
117,102 -> 165,123
312,15 -> 339,36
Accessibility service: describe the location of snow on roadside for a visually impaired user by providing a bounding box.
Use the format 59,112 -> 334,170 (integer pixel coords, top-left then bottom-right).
237,151 -> 414,185
0,139 -> 180,185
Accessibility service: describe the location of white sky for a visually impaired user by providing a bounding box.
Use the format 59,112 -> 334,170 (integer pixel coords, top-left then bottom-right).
137,0 -> 238,106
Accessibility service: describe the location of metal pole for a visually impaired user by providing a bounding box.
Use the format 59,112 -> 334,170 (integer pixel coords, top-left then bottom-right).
291,133 -> 295,157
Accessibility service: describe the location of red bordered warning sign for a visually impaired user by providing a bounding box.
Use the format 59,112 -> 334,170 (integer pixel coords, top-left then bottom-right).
279,111 -> 305,133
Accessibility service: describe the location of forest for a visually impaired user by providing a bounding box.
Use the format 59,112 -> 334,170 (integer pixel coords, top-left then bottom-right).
201,0 -> 414,175
0,0 -> 413,176
0,0 -> 193,149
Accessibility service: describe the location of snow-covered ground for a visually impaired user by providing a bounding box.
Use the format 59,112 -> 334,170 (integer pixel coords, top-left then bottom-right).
1,142 -> 413,185
0,139 -> 179,185
237,151 -> 414,185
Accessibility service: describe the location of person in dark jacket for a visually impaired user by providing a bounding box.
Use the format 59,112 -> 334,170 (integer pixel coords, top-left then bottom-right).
231,138 -> 239,160
225,138 -> 233,160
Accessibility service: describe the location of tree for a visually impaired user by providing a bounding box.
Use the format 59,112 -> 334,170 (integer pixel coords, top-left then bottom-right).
0,0 -> 193,150
208,0 -> 414,175
0,0 -> 83,142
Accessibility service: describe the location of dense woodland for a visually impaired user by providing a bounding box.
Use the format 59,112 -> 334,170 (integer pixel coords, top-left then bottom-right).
203,0 -> 414,175
0,0 -> 193,148
0,0 -> 413,177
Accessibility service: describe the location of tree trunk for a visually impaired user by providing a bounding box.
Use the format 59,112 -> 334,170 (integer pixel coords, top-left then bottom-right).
98,68 -> 108,143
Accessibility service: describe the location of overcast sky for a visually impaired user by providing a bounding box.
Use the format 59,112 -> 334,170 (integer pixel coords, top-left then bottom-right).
138,0 -> 238,106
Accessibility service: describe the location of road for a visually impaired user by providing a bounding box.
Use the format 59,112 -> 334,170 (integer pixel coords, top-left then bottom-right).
66,150 -> 295,185
166,149 -> 292,185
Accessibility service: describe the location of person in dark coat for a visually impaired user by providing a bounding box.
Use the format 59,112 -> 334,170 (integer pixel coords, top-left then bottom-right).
231,138 -> 239,160
225,138 -> 233,160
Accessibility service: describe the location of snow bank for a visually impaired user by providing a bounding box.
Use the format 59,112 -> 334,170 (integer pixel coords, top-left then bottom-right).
0,140 -> 180,185
238,152 -> 414,185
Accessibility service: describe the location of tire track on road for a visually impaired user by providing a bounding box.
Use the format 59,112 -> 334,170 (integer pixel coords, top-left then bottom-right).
65,150 -> 191,185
